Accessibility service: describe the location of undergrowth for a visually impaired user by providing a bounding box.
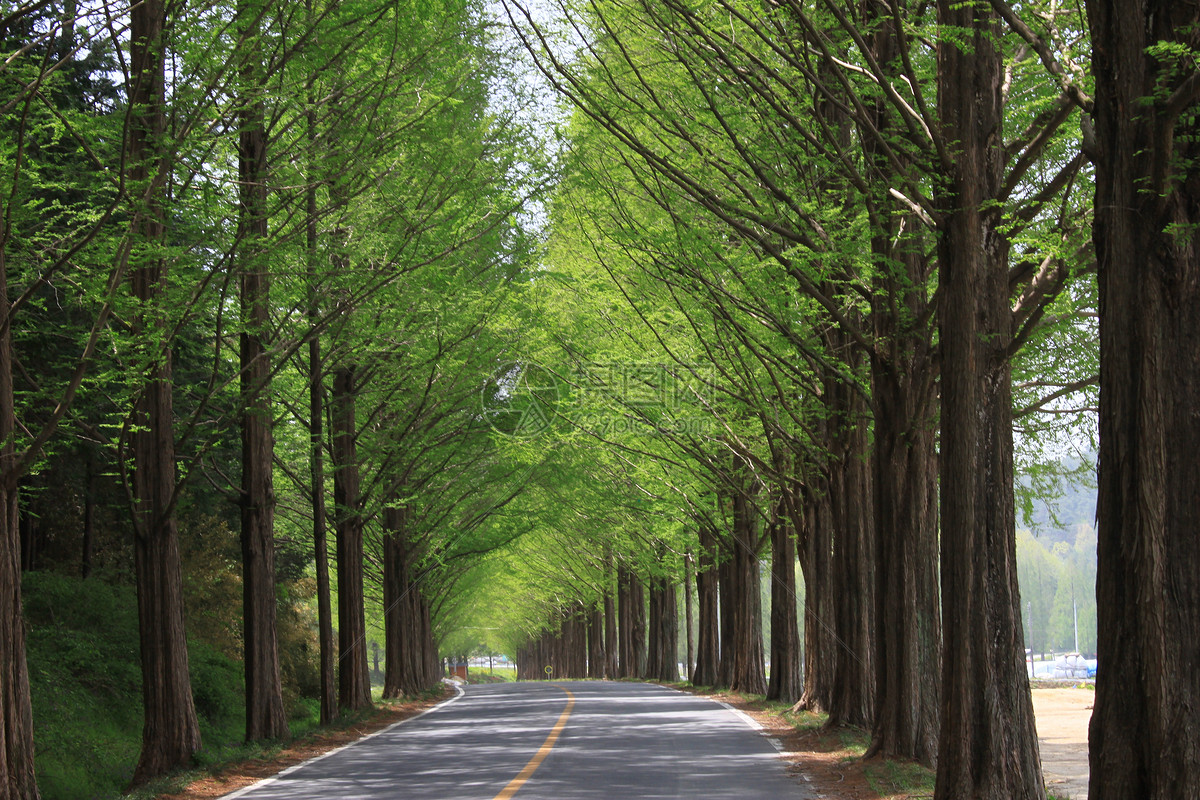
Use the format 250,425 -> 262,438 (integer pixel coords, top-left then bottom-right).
24,571 -> 318,800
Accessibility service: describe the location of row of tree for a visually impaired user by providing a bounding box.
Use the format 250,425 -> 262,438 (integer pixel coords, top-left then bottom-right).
471,2 -> 1199,800
2,0 -> 545,793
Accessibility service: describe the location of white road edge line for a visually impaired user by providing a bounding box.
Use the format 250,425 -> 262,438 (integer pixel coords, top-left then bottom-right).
220,680 -> 467,799
717,700 -> 764,733
668,687 -> 821,797
714,701 -> 795,755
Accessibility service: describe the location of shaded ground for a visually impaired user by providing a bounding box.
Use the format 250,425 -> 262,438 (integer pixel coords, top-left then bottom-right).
156,681 -> 804,800
147,681 -> 1092,800
213,681 -> 806,800
152,688 -> 451,800
1032,687 -> 1093,800
695,691 -> 923,800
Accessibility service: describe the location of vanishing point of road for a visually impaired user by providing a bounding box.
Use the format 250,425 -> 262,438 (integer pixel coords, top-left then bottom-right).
224,681 -> 812,799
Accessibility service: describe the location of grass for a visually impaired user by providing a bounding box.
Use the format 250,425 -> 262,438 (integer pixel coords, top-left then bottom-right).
863,758 -> 936,797
468,664 -> 517,683
24,571 -> 320,800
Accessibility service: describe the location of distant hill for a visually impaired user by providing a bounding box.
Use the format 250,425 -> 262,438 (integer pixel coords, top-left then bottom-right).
1017,455 -> 1097,546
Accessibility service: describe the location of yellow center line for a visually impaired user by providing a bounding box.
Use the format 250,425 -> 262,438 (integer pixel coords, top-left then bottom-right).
492,687 -> 576,800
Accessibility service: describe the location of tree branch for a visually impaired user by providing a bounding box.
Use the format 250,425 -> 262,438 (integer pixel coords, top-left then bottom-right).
1013,375 -> 1099,420
988,0 -> 1092,112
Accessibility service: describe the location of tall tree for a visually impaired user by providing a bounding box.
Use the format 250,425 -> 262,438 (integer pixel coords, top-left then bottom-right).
236,0 -> 287,741
305,101 -> 338,726
933,2 -> 1043,795
125,0 -> 201,782
859,1 -> 939,755
1087,2 -> 1200,797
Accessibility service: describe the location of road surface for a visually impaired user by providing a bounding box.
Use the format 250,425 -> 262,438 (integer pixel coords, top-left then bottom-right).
224,681 -> 810,799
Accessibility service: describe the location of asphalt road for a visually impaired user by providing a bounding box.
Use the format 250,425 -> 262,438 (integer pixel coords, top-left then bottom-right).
225,681 -> 812,800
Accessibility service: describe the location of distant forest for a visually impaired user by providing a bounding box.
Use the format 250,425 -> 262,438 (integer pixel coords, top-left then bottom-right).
1017,459 -> 1098,656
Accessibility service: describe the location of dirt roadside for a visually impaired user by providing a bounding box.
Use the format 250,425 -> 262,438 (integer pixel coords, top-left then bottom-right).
1032,687 -> 1093,800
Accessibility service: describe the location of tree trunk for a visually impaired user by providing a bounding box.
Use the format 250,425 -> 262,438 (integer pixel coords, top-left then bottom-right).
767,508 -> 801,703
127,0 -> 201,781
692,525 -> 720,686
382,506 -> 434,697
795,483 -> 835,713
826,367 -> 876,728
683,551 -> 694,681
1,248 -> 37,799
646,574 -> 678,682
587,604 -> 605,678
717,535 -> 735,689
1087,3 -> 1200,798
382,524 -> 402,695
859,1 -> 941,758
415,591 -> 436,689
617,563 -> 634,678
332,365 -> 371,711
933,2 -> 1043,794
866,305 -> 941,762
308,335 -> 336,723
382,506 -> 415,697
645,582 -> 662,680
868,364 -> 940,760
305,111 -> 336,727
129,294 -> 201,784
728,489 -> 766,695
629,569 -> 646,677
569,611 -> 588,678
618,565 -> 647,678
603,576 -> 618,679
663,581 -> 679,681
237,0 -> 286,739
